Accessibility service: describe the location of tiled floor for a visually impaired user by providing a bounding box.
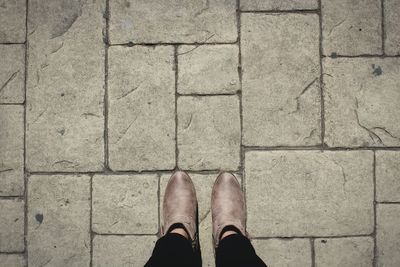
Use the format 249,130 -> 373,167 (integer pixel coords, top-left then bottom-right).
0,0 -> 400,266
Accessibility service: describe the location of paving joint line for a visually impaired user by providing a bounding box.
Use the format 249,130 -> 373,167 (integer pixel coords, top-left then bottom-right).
323,54 -> 400,58
252,233 -> 374,240
243,146 -> 400,151
174,45 -> 179,169
89,174 -> 94,267
240,9 -> 319,14
318,0 -> 325,150
103,0 -> 110,171
109,41 -> 238,47
373,151 -> 378,267
381,0 -> 385,55
23,0 -> 29,264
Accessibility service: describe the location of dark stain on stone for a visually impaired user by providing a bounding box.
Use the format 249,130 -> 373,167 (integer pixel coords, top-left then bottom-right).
125,1 -> 131,8
35,213 -> 44,224
50,1 -> 83,39
61,92 -> 65,97
372,64 -> 382,76
127,42 -> 134,47
330,52 -> 337,58
57,128 -> 65,136
321,239 -> 327,244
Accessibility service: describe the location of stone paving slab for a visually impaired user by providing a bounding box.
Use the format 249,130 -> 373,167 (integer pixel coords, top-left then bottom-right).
376,151 -> 400,202
0,45 -> 25,103
0,105 -> 24,196
385,0 -> 400,55
28,175 -> 91,266
241,13 -> 321,146
240,0 -> 318,11
322,0 -> 382,56
177,45 -> 239,94
93,235 -> 157,267
314,237 -> 374,267
160,172 -> 241,267
108,46 -> 175,171
0,199 -> 24,252
177,96 -> 240,170
26,0 -> 105,172
0,254 -> 25,267
252,239 -> 311,267
92,174 -> 158,234
245,150 -> 374,237
324,58 -> 400,147
377,204 -> 400,267
109,0 -> 237,44
0,0 -> 26,43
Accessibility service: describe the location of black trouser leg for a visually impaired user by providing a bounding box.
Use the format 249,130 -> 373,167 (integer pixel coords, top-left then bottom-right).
144,233 -> 201,267
216,234 -> 267,267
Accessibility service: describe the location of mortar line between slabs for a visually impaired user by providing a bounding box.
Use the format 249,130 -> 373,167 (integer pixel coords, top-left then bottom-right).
318,0 -> 325,150
103,0 -> 110,171
174,45 -> 179,169
381,0 -> 385,55
373,151 -> 378,267
311,238 -> 315,267
23,0 -> 29,263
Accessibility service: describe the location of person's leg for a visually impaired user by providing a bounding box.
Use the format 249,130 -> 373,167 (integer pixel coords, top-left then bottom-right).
144,171 -> 201,267
211,172 -> 267,267
216,232 -> 267,267
145,232 -> 200,267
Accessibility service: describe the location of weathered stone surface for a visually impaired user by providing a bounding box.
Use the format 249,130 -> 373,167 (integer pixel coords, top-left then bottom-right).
0,105 -> 24,196
241,14 -> 321,146
178,96 -> 240,170
0,0 -> 26,43
0,45 -> 25,103
109,0 -> 237,44
93,235 -> 157,267
160,173 -> 241,267
385,0 -> 400,55
0,254 -> 25,267
0,199 -> 24,252
377,204 -> 400,267
315,237 -> 374,267
108,46 -> 175,171
322,0 -> 381,56
241,0 -> 317,11
376,151 -> 400,202
177,45 -> 239,94
245,150 -> 374,237
92,174 -> 158,234
324,58 -> 400,147
26,0 -> 105,172
252,239 -> 311,267
28,175 -> 90,266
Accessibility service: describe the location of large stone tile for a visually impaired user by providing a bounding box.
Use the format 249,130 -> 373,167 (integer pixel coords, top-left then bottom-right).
240,0 -> 317,11
385,0 -> 400,55
252,239 -> 311,267
377,204 -> 400,267
92,174 -> 158,234
0,254 -> 25,267
0,45 -> 25,103
93,235 -> 156,267
245,151 -> 374,237
0,199 -> 24,252
322,0 -> 381,56
177,45 -> 239,94
324,58 -> 400,147
26,0 -> 105,172
28,175 -> 91,266
177,96 -> 240,170
108,46 -> 175,171
315,237 -> 374,267
160,173 -> 241,267
241,14 -> 321,146
376,151 -> 400,202
0,105 -> 24,196
0,0 -> 26,43
109,0 -> 237,44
